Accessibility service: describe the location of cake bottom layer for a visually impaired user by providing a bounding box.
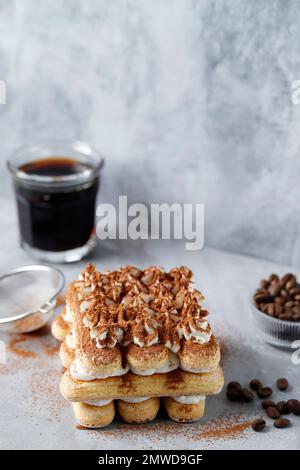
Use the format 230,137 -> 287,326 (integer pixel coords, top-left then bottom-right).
72,397 -> 206,428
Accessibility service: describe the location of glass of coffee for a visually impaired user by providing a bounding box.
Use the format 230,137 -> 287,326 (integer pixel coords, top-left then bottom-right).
7,141 -> 104,263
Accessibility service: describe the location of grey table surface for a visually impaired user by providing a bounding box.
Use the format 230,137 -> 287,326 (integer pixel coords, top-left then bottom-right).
0,195 -> 300,450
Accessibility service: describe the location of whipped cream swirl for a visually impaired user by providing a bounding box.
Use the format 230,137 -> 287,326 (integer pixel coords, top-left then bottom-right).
74,264 -> 212,352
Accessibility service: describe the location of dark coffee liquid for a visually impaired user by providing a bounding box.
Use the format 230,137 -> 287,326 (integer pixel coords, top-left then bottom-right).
15,157 -> 98,252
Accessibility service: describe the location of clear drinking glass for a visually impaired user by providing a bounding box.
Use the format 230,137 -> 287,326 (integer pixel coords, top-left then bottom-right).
7,141 -> 104,263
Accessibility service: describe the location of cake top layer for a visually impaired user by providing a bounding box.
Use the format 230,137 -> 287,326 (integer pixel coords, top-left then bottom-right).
74,264 -> 212,352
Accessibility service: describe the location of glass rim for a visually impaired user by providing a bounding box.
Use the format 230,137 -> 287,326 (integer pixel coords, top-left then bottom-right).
7,140 -> 104,187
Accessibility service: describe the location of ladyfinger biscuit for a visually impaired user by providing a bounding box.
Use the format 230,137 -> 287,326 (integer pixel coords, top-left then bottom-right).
72,401 -> 115,428
179,335 -> 220,372
117,397 -> 160,424
60,366 -> 224,402
126,343 -> 169,371
51,313 -> 71,342
164,397 -> 205,422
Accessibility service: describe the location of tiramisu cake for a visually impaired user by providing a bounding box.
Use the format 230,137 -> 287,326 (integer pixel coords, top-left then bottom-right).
52,264 -> 224,428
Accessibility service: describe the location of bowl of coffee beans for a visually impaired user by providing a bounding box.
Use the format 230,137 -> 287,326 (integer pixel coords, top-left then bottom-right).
251,273 -> 300,348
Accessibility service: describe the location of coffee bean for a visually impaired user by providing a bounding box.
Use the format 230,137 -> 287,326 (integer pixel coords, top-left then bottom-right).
257,387 -> 273,399
292,402 -> 300,416
241,388 -> 254,402
281,273 -> 296,285
269,282 -> 281,298
257,288 -> 270,295
286,279 -> 296,290
280,289 -> 290,299
285,301 -> 294,308
276,378 -> 288,391
274,304 -> 282,316
287,399 -> 297,410
251,418 -> 266,432
254,294 -> 272,304
260,304 -> 269,313
226,389 -> 241,402
260,279 -> 270,289
269,274 -> 279,283
267,303 -> 275,316
250,379 -> 263,391
292,312 -> 300,321
266,406 -> 281,419
294,294 -> 300,301
290,288 -> 300,296
275,297 -> 284,305
261,400 -> 275,409
276,401 -> 290,415
287,399 -> 300,415
274,418 -> 291,429
227,381 -> 242,392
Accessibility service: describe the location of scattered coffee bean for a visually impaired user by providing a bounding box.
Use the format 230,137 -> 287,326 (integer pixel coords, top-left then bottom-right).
276,401 -> 290,415
287,399 -> 298,411
266,406 -> 281,419
241,388 -> 254,402
261,400 -> 276,409
227,381 -> 242,392
276,378 -> 288,391
250,379 -> 262,391
251,418 -> 266,432
257,387 -> 273,399
287,399 -> 300,415
226,375 -> 296,434
226,389 -> 241,402
273,418 -> 291,429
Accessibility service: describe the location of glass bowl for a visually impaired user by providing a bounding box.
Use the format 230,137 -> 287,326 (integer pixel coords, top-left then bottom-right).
250,298 -> 300,349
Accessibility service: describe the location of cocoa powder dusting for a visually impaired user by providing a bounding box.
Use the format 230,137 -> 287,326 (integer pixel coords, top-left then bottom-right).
199,419 -> 252,439
1,319 -> 68,429
8,335 -> 37,358
27,366 -> 67,423
81,411 -> 252,447
6,325 -> 59,360
43,343 -> 60,357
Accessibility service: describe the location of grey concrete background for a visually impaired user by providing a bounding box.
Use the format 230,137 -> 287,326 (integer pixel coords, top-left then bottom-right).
1,0 -> 300,265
